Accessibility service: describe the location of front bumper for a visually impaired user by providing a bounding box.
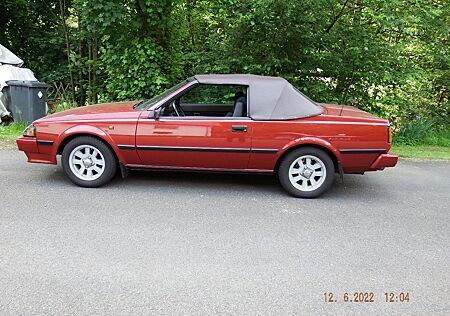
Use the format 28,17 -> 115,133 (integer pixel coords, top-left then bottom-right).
16,137 -> 57,164
369,152 -> 398,170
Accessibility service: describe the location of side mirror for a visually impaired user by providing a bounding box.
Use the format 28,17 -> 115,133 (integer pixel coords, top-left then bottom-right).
148,108 -> 162,119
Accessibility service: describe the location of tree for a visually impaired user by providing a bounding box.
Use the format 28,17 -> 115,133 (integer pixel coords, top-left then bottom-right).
0,0 -> 448,128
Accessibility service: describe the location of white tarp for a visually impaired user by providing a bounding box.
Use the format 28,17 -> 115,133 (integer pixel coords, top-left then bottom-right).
0,44 -> 24,66
0,45 -> 38,119
0,64 -> 37,90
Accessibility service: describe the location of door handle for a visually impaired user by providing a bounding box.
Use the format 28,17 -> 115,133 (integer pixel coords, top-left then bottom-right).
232,125 -> 248,132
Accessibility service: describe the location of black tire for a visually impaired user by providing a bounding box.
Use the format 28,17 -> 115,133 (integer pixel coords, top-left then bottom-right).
278,147 -> 335,198
61,136 -> 117,187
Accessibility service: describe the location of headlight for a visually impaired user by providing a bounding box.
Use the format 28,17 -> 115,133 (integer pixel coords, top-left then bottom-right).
23,124 -> 36,137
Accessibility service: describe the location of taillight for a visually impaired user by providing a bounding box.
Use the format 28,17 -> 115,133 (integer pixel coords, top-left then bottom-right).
388,126 -> 392,143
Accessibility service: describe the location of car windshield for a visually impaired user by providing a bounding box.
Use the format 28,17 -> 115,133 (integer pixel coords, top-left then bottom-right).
134,80 -> 189,110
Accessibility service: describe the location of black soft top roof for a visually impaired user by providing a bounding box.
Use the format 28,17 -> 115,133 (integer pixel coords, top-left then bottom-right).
194,74 -> 323,120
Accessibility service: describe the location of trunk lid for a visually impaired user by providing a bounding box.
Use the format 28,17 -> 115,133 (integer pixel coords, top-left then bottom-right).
320,103 -> 380,120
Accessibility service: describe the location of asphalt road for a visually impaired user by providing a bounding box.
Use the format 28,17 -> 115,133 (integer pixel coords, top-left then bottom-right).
0,148 -> 449,315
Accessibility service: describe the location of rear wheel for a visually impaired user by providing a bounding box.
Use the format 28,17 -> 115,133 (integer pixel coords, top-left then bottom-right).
62,136 -> 117,187
278,147 -> 335,198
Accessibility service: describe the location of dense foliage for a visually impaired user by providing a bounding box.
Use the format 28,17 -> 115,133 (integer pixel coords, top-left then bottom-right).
1,0 -> 449,131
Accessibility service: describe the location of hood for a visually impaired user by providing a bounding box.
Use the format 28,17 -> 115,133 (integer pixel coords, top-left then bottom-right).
39,101 -> 139,122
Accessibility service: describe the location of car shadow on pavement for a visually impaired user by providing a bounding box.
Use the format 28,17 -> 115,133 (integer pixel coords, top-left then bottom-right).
124,170 -> 284,194
43,166 -> 389,200
116,170 -> 388,200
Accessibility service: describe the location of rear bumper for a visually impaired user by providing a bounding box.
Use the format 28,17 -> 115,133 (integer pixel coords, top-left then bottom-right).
16,137 -> 57,164
369,152 -> 398,170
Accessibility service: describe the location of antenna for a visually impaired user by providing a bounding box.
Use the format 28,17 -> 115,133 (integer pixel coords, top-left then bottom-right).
339,103 -> 344,116
339,58 -> 356,116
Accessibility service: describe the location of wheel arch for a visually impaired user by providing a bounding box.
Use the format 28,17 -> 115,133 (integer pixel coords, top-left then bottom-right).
56,130 -> 123,164
274,142 -> 341,174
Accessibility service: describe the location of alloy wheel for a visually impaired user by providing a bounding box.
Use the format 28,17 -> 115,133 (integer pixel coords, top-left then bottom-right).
68,145 -> 106,181
288,155 -> 327,192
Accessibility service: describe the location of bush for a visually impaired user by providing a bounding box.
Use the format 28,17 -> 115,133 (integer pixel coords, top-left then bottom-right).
394,118 -> 450,146
48,101 -> 78,114
423,127 -> 450,147
394,118 -> 435,145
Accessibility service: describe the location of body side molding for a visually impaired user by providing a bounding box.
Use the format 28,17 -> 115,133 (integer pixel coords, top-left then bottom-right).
118,145 -> 278,154
339,149 -> 386,154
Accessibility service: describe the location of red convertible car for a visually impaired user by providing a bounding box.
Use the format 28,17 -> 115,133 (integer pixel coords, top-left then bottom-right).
17,74 -> 398,198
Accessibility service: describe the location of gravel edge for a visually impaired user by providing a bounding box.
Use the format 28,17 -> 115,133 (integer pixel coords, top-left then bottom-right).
0,139 -> 17,151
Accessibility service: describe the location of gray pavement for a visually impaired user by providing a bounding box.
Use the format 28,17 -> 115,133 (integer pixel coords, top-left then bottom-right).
0,149 -> 449,315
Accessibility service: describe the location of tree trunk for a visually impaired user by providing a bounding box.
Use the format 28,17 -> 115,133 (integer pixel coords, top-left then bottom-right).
92,35 -> 98,104
326,0 -> 350,33
77,12 -> 85,107
59,0 -> 75,103
187,0 -> 197,48
88,42 -> 92,103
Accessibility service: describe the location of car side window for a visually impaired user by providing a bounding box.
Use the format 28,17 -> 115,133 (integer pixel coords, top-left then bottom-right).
164,84 -> 248,118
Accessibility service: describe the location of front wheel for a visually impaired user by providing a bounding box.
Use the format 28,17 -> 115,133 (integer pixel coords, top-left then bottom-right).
278,147 -> 335,198
62,136 -> 117,187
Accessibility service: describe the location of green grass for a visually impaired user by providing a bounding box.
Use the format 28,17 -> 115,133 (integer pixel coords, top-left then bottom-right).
0,122 -> 28,140
392,144 -> 450,160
